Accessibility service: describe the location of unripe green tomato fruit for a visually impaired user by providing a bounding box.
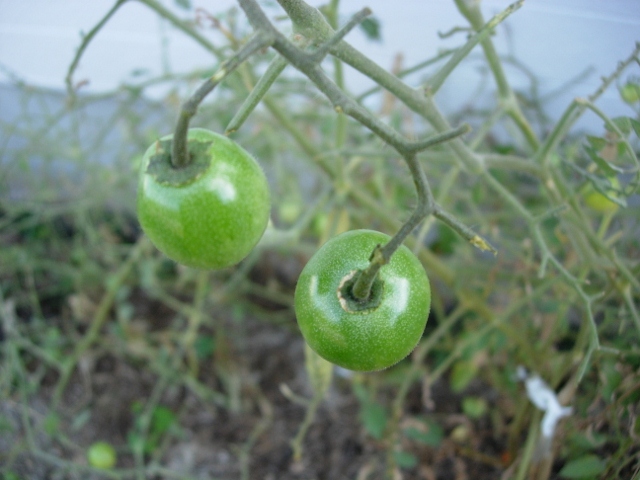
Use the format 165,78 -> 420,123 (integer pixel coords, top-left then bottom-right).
137,128 -> 270,269
87,441 -> 117,469
583,177 -> 620,213
294,229 -> 431,371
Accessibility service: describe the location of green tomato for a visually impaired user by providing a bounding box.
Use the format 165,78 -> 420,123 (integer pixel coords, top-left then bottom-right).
583,177 -> 621,213
294,229 -> 431,371
87,441 -> 117,469
137,128 -> 270,269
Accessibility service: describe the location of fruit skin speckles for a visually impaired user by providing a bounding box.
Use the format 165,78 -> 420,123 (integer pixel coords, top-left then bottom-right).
294,229 -> 431,372
137,128 -> 271,269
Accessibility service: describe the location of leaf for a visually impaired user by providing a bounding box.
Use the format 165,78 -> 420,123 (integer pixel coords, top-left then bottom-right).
151,406 -> 176,435
616,140 -> 628,158
462,396 -> 488,418
585,135 -> 607,151
403,421 -> 444,447
630,118 -> 640,138
127,431 -> 145,455
394,450 -> 418,469
600,360 -> 623,402
584,146 -> 624,176
359,17 -> 382,41
44,413 -> 61,436
450,360 -> 478,393
194,335 -> 216,359
559,454 -> 606,478
360,401 -> 387,439
606,116 -> 631,136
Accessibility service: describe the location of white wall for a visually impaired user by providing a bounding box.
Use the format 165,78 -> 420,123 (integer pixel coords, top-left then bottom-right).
1,0 -> 639,128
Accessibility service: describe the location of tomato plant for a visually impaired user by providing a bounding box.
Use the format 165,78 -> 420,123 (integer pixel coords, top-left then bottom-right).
137,128 -> 271,269
294,230 -> 431,371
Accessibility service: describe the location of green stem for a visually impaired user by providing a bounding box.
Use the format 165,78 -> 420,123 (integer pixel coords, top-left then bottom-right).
426,0 -> 524,96
575,97 -> 640,174
225,34 -> 312,134
537,43 -> 640,166
137,0 -> 225,59
327,0 -> 348,184
351,145 -> 465,301
453,0 -> 539,150
65,0 -> 128,99
52,239 -> 145,410
242,0 -> 489,301
171,33 -> 274,168
357,49 -> 455,102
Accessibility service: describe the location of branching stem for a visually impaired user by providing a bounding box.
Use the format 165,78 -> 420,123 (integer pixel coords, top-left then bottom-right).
239,0 -> 485,301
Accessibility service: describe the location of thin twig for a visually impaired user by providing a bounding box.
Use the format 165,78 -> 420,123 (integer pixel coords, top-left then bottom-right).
65,0 -> 128,100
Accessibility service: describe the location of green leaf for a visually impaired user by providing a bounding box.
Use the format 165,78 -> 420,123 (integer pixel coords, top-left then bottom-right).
44,413 -> 61,437
567,432 -> 608,452
606,116 -> 631,136
600,360 -> 623,402
404,421 -> 444,447
584,146 -> 624,176
450,360 -> 478,393
586,135 -> 607,151
462,396 -> 488,418
127,431 -> 145,455
559,454 -> 606,478
151,406 -> 176,435
630,118 -> 640,138
194,335 -> 216,359
360,401 -> 387,439
359,17 -> 382,41
0,415 -> 14,433
394,450 -> 418,469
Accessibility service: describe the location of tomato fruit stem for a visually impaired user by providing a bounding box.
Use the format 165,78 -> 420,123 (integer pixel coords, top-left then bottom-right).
349,245 -> 386,302
351,152 -> 432,301
169,32 -> 274,169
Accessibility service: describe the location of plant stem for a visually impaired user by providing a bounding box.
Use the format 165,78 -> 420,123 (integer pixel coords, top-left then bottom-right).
351,144 -> 470,301
65,0 -> 128,99
171,32 -> 274,168
226,34 -> 311,134
52,238 -> 145,410
453,0 -> 539,151
241,0 -> 486,300
426,0 -> 524,96
327,0 -> 348,184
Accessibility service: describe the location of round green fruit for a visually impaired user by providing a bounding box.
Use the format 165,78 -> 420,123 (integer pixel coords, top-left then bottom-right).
137,128 -> 270,269
294,229 -> 431,372
87,441 -> 117,469
583,177 -> 621,213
